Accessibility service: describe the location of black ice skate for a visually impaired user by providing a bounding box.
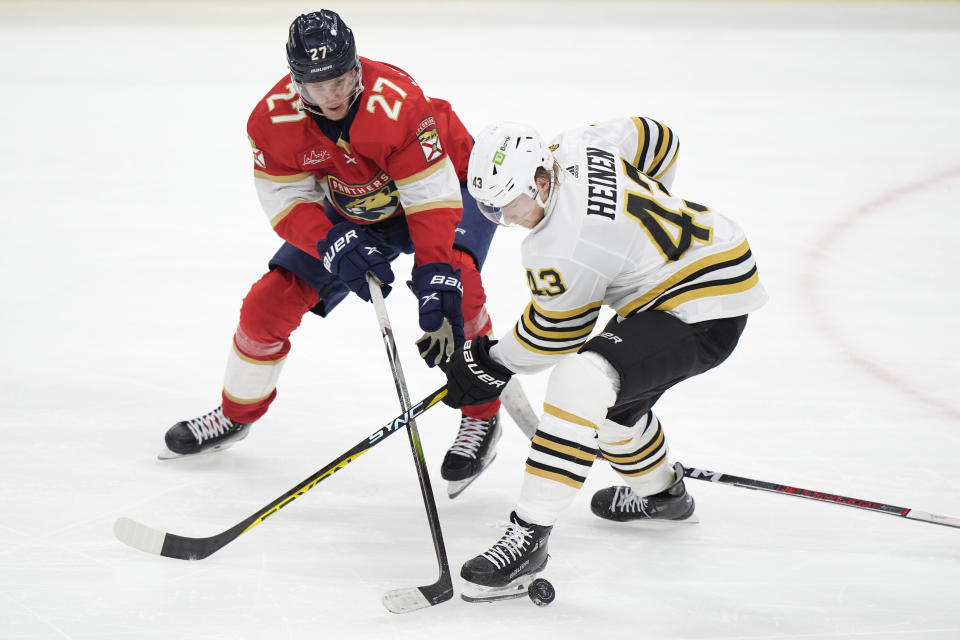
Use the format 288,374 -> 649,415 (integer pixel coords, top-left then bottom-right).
460,511 -> 552,603
441,413 -> 501,499
590,462 -> 697,522
159,406 -> 251,460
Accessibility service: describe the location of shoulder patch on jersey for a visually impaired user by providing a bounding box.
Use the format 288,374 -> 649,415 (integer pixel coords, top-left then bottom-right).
416,116 -> 443,163
250,142 -> 266,170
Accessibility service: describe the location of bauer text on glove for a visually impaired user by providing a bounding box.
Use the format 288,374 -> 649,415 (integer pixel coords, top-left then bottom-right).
319,221 -> 394,302
442,336 -> 513,408
410,262 -> 464,366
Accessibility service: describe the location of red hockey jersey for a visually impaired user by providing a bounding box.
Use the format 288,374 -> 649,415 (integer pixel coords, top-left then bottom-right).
246,57 -> 474,267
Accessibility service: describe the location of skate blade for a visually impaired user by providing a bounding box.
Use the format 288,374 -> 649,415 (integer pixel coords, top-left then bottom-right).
156,440 -> 240,461
447,453 -> 498,499
602,514 -> 701,526
461,572 -> 540,604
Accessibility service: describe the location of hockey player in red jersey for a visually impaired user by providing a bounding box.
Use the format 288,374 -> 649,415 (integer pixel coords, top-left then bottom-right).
162,10 -> 502,496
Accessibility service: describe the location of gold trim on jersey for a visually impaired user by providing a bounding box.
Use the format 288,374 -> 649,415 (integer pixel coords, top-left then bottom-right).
268,200 -> 313,228
630,116 -> 647,168
254,170 -> 313,183
531,297 -> 603,319
394,156 -> 449,186
655,270 -> 760,311
648,121 -> 676,178
403,200 -> 462,215
513,298 -> 602,354
617,239 -> 755,317
631,117 -> 676,179
655,150 -> 679,182
542,403 -> 599,431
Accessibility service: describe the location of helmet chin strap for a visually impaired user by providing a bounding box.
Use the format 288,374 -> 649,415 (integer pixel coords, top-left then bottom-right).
535,173 -> 555,210
296,64 -> 364,118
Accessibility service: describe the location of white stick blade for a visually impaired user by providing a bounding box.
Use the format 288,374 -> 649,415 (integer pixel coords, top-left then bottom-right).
500,378 -> 538,439
114,517 -> 166,555
907,510 -> 960,529
382,587 -> 430,614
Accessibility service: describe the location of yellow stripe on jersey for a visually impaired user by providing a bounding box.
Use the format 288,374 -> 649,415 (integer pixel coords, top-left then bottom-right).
403,200 -> 462,215
268,199 -> 314,228
654,270 -> 760,311
542,403 -> 600,431
630,116 -> 647,169
649,123 -> 676,178
654,147 -> 679,182
530,297 -> 603,319
394,157 -> 449,186
513,299 -> 602,354
254,170 -> 313,183
617,240 -> 754,317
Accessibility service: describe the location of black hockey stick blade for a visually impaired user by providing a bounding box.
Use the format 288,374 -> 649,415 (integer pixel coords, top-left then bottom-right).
114,387 -> 449,560
369,276 -> 454,613
683,465 -> 960,529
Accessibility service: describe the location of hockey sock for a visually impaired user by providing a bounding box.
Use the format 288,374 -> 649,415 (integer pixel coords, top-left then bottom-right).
516,352 -> 617,525
598,411 -> 675,497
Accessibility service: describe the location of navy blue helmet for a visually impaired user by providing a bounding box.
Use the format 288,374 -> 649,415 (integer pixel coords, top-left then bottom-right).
286,10 -> 360,85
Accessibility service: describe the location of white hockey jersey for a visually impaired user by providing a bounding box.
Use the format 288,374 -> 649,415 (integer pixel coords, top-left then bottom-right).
491,117 -> 768,375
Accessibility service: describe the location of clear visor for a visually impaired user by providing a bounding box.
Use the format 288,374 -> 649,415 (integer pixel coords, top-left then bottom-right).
291,66 -> 360,107
477,200 -> 507,226
476,193 -> 533,227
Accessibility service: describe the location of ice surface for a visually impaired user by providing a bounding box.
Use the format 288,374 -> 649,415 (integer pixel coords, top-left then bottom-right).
2,2 -> 959,638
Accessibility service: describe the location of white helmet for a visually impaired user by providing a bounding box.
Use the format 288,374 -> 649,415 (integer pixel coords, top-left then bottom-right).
467,121 -> 553,225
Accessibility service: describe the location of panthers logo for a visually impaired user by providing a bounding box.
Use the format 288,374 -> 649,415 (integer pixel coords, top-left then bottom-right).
328,174 -> 401,222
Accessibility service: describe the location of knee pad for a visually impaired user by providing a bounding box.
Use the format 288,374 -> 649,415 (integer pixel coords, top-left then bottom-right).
239,268 -> 318,344
543,351 -> 620,430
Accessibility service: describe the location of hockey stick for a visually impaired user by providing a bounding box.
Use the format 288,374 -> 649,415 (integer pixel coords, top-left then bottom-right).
504,405 -> 958,529
500,377 -> 538,439
113,386 -> 448,560
683,466 -> 960,529
367,275 -> 454,613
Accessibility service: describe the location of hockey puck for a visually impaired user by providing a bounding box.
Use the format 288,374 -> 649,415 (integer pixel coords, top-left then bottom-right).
527,578 -> 556,606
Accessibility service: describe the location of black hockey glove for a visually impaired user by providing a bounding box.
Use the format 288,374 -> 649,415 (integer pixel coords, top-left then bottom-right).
319,221 -> 395,302
442,335 -> 513,408
410,262 -> 464,367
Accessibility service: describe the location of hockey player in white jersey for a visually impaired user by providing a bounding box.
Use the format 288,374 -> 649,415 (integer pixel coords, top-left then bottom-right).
441,117 -> 768,601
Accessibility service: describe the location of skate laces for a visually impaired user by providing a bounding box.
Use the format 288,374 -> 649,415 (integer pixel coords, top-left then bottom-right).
449,416 -> 490,459
610,486 -> 650,516
482,522 -> 534,569
185,407 -> 235,443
